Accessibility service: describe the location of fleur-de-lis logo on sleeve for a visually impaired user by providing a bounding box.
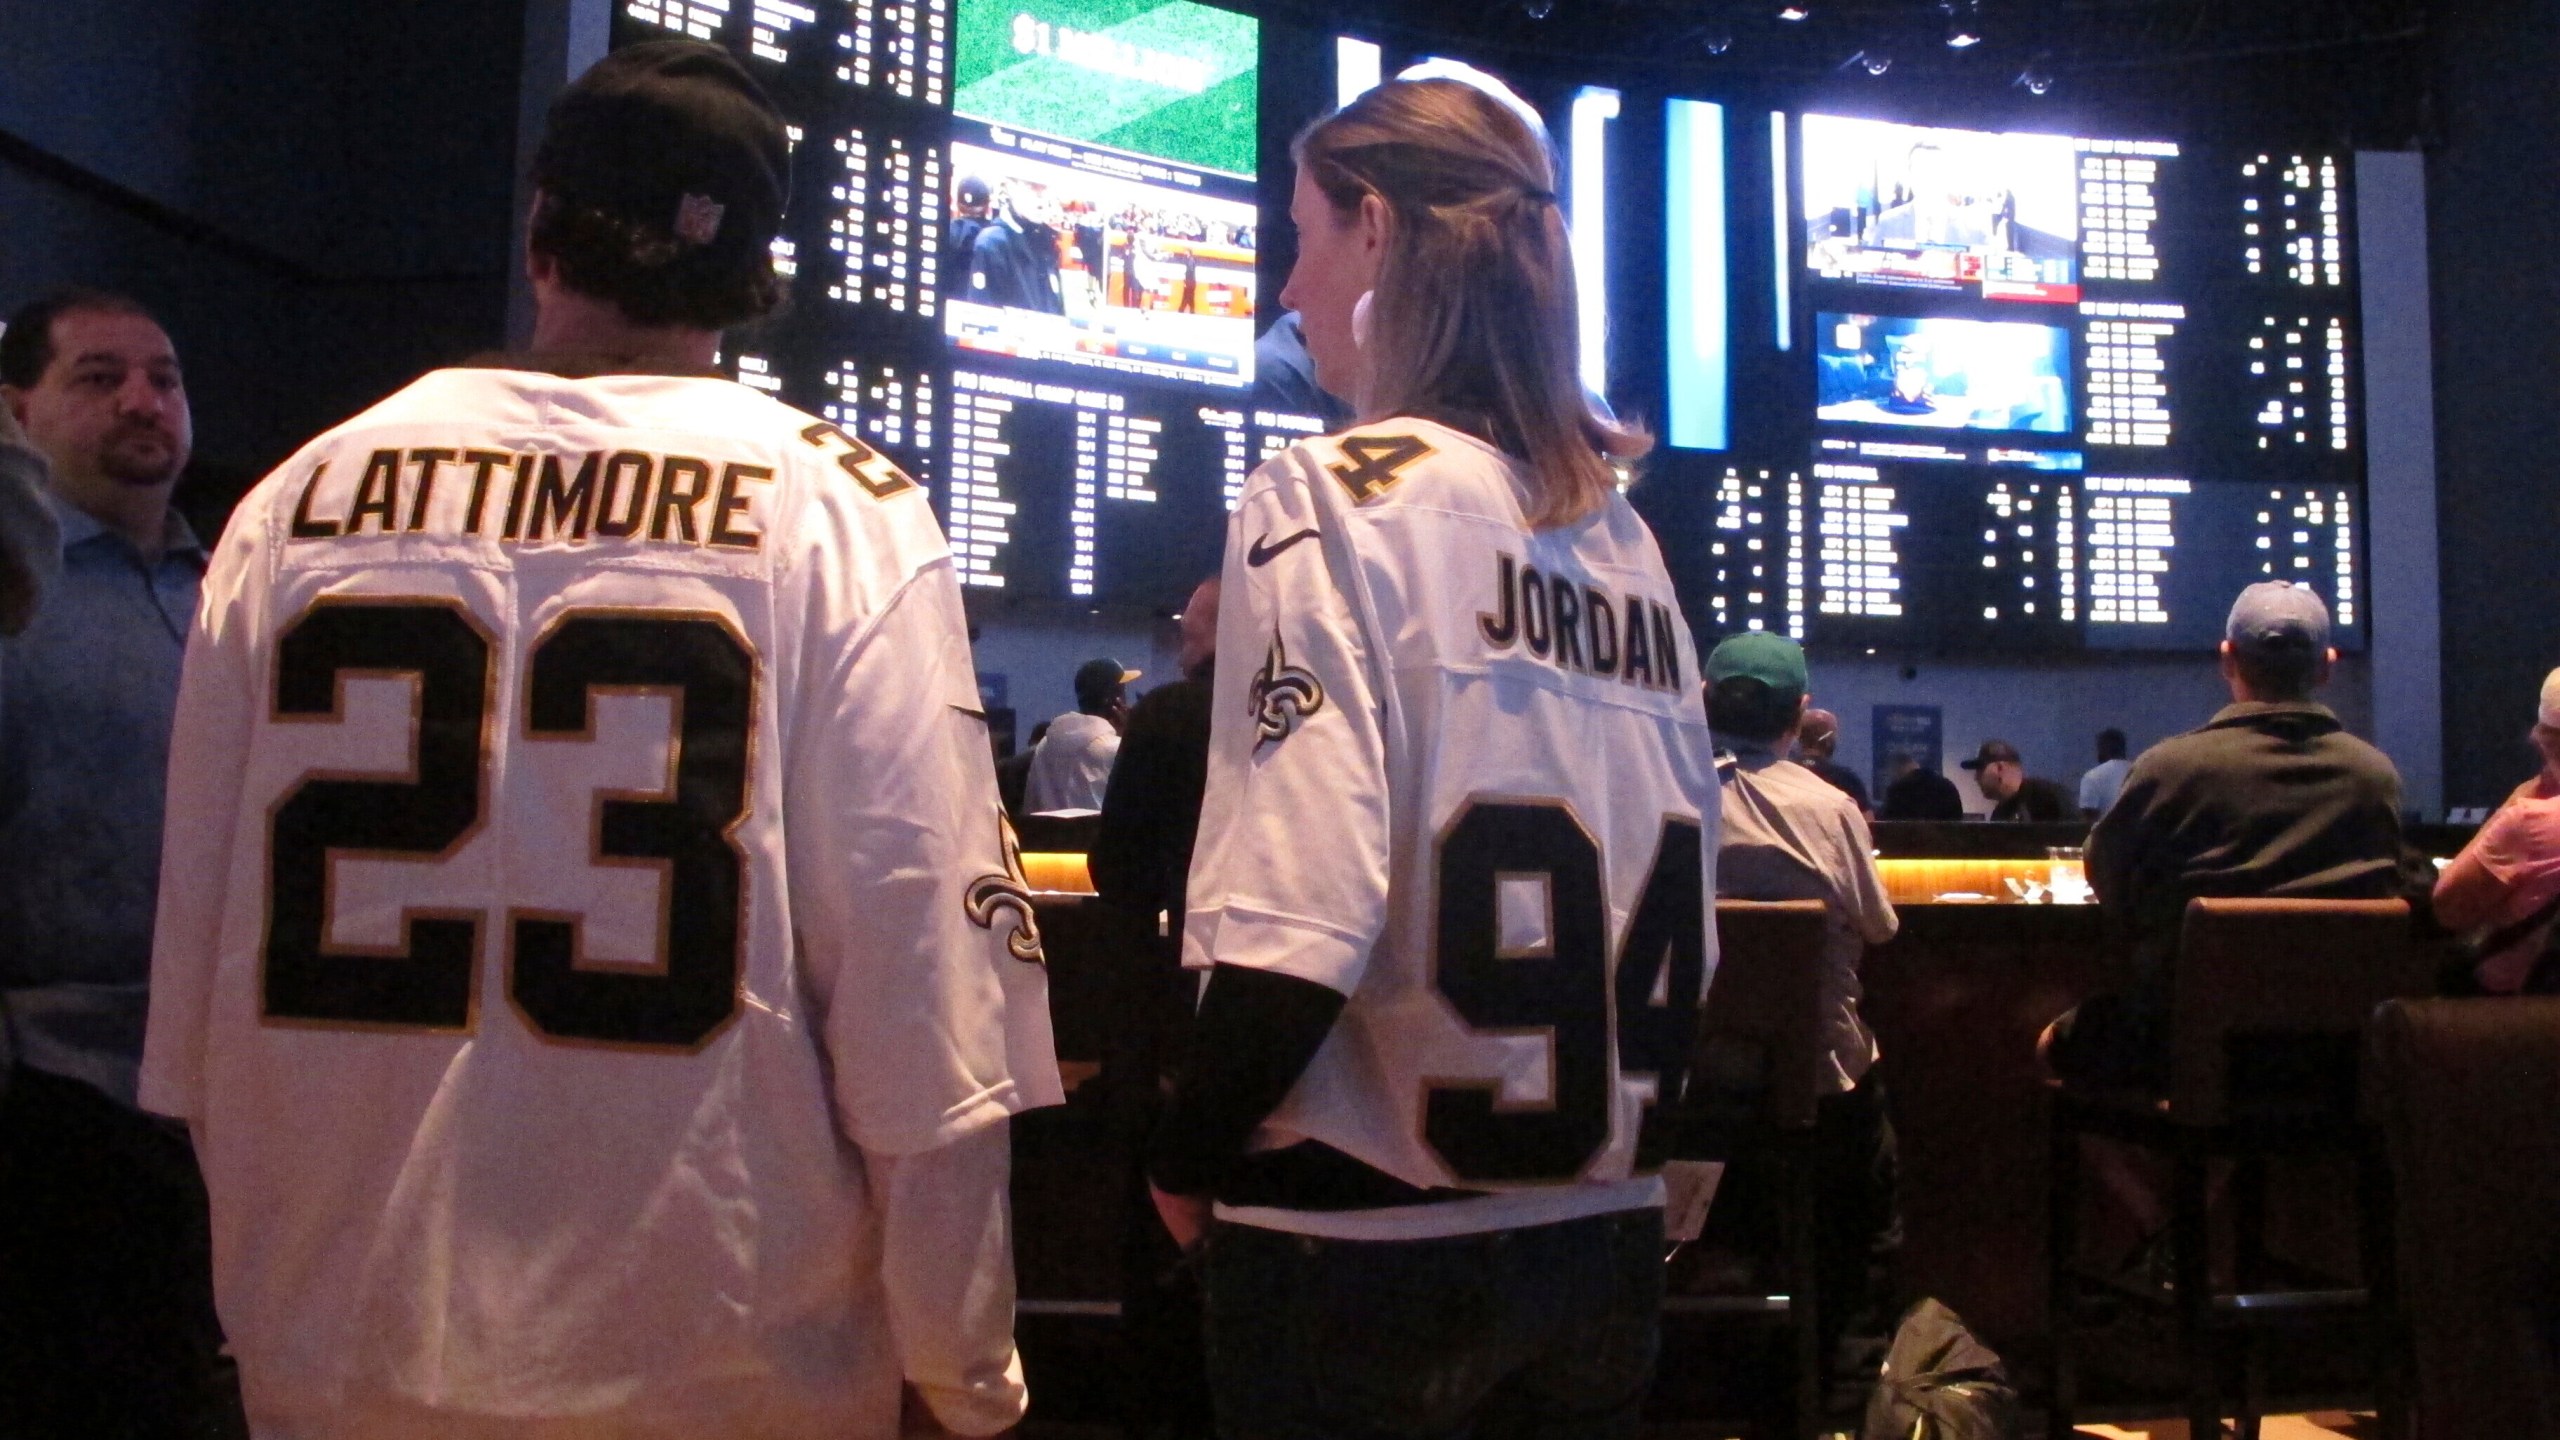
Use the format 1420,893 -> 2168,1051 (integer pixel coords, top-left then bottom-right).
1248,631 -> 1324,749
965,810 -> 1044,963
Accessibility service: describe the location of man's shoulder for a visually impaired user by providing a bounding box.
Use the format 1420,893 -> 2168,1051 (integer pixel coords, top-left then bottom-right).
2317,726 -> 2403,775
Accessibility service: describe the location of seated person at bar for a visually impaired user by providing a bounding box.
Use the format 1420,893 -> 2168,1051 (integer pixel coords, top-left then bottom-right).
2079,726 -> 2132,819
1879,752 -> 1964,820
1962,738 -> 2072,821
2044,580 -> 2408,1093
1703,634 -> 1901,1417
1795,705 -> 1872,816
2432,665 -> 2560,994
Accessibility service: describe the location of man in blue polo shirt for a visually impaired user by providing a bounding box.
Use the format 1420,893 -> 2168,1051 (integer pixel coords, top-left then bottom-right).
0,288 -> 231,1435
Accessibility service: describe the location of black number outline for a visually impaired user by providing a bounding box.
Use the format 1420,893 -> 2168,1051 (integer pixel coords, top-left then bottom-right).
261,597 -> 494,1033
1420,797 -> 1710,1185
505,608 -> 758,1053
1422,797 -> 1615,1184
799,420 -> 917,499
1614,814 -> 1708,1172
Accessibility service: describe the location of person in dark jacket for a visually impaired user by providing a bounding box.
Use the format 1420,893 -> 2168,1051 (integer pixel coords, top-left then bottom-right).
963,182 -> 1065,314
1962,738 -> 2073,821
1795,706 -> 1872,816
946,175 -> 993,279
1880,754 -> 1965,821
1093,576 -> 1219,931
1090,575 -> 1219,1438
2045,580 -> 2410,1095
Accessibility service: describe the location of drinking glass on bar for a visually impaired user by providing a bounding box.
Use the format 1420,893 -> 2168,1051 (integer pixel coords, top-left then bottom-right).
2045,846 -> 2091,905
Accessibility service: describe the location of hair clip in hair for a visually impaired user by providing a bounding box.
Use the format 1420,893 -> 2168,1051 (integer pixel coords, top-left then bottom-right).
674,193 -> 726,246
1351,290 -> 1374,350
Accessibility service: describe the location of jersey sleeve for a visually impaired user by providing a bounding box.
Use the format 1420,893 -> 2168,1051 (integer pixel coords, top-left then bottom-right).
1182,454 -> 1392,996
139,503 -> 268,1121
782,484 -> 1061,1156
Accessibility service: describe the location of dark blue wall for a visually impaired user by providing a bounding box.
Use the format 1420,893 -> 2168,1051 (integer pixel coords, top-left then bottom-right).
0,0 -> 525,524
2426,0 -> 2560,804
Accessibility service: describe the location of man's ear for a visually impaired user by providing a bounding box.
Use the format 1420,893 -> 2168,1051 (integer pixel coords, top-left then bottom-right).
0,386 -> 26,428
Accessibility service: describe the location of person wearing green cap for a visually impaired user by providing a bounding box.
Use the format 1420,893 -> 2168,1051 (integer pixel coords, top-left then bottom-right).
1699,630 -> 1902,1424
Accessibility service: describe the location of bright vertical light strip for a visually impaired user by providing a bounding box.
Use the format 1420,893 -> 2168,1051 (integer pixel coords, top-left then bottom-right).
1335,36 -> 1381,109
1770,111 -> 1792,352
1569,86 -> 1620,399
1665,98 -> 1729,450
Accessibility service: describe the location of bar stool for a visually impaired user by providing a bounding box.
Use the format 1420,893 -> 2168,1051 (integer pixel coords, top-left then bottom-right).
2367,996 -> 2560,1440
1671,899 -> 1830,1440
2045,897 -> 2425,1440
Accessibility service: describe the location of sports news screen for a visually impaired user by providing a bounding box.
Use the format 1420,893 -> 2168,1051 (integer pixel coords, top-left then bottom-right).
1662,106 -> 2365,656
615,0 -> 1295,609
944,0 -> 1260,388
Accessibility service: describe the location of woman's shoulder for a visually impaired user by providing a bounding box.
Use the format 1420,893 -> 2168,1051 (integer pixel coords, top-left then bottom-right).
1254,415 -> 1514,513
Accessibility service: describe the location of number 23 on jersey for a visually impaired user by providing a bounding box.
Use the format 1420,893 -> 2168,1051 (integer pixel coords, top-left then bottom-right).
262,597 -> 753,1051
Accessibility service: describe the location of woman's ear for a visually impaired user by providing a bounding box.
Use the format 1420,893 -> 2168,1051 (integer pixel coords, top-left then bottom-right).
1358,192 -> 1389,259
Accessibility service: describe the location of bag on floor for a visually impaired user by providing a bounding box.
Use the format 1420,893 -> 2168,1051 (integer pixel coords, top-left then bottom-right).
1860,1298 -> 2017,1440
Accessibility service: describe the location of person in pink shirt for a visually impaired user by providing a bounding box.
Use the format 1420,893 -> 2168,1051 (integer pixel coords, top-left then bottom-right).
2434,666 -> 2560,993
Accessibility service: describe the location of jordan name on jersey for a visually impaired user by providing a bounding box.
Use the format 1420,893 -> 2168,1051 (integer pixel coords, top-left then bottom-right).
1477,550 -> 1686,694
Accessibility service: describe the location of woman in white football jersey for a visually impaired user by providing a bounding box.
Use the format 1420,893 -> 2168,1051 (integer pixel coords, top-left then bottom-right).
1150,77 -> 1720,1438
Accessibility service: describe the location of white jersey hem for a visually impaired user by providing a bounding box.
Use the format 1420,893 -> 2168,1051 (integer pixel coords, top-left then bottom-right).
1212,1175 -> 1664,1242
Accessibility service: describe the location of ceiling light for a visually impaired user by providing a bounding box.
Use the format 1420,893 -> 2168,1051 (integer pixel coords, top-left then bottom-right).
1777,3 -> 1810,20
1702,27 -> 1735,53
2015,58 -> 2055,93
1946,18 -> 1982,46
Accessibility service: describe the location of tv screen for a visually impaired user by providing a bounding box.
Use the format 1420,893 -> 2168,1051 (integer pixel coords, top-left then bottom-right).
1801,114 -> 2080,304
1815,313 -> 2073,435
946,0 -> 1261,389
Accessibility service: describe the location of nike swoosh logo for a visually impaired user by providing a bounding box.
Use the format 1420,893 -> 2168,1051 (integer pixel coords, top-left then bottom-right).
1247,528 -> 1320,566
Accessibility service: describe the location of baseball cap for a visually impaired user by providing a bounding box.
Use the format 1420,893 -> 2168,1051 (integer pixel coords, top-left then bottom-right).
2538,668 -> 2560,730
1960,739 -> 2023,772
1074,657 -> 1141,708
1704,631 -> 1809,700
533,40 -> 791,264
2224,580 -> 2330,657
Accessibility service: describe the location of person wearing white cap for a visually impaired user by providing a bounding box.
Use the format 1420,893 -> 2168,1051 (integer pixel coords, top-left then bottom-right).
2432,667 -> 2560,993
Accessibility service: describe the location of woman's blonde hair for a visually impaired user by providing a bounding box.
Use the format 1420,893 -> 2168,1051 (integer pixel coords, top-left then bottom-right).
1294,78 -> 1650,530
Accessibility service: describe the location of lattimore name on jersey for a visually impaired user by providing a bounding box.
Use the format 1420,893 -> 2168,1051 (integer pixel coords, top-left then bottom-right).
277,419 -> 911,552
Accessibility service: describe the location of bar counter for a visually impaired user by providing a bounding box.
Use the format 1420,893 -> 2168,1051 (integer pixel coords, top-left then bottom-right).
1009,816 -> 2467,1354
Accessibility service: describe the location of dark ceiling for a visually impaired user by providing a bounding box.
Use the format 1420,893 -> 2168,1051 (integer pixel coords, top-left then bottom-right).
1262,0 -> 2433,143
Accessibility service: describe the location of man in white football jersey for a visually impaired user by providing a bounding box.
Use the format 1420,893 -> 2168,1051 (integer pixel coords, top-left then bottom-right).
139,42 -> 1059,1437
1147,78 -> 1719,1438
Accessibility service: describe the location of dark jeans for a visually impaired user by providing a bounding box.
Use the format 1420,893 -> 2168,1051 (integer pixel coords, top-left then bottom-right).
2044,992 -> 2168,1093
0,1065 -> 241,1440
1697,1074 -> 1902,1414
1202,1207 -> 1664,1440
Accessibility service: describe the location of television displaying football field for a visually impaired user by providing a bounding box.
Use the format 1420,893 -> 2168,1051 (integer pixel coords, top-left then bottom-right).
953,0 -> 1259,178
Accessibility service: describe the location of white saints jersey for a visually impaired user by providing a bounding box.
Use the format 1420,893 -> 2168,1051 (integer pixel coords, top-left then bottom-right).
1185,417 -> 1720,1240
140,365 -> 1061,1437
